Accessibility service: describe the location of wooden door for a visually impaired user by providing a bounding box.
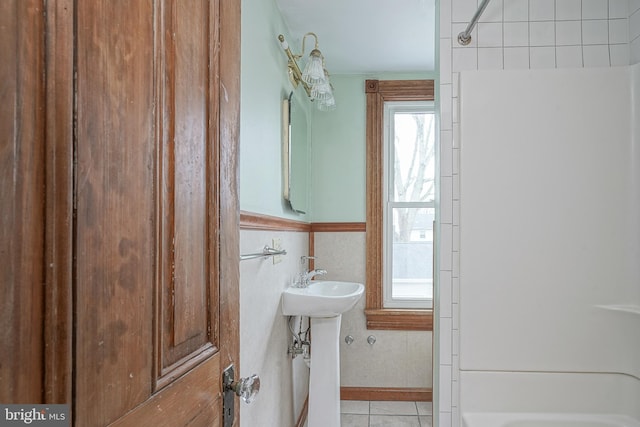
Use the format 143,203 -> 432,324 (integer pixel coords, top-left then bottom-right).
0,0 -> 240,425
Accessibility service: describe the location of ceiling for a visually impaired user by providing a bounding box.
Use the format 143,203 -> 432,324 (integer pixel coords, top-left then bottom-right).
275,0 -> 437,75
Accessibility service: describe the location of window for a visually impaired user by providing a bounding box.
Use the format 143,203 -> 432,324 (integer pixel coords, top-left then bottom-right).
364,79 -> 435,331
384,103 -> 435,309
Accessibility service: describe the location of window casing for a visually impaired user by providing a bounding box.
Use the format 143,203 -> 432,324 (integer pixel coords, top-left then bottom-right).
364,79 -> 435,331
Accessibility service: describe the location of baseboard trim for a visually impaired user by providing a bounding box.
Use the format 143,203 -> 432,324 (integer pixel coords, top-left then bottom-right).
295,395 -> 309,427
340,387 -> 432,402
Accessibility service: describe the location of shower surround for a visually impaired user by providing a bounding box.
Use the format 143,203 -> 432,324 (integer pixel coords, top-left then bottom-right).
457,64 -> 640,422
437,0 -> 640,425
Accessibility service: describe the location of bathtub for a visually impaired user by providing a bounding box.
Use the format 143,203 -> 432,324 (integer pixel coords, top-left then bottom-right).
463,413 -> 640,427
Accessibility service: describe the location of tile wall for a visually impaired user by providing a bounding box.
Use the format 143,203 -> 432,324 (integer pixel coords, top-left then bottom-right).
313,232 -> 432,390
239,229 -> 310,427
437,0 -> 637,425
632,0 -> 640,61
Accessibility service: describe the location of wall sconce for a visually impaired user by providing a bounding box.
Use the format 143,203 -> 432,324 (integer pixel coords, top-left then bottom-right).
278,33 -> 336,111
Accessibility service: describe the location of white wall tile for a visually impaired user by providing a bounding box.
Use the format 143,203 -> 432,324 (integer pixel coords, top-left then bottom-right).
440,411 -> 452,427
530,21 -> 556,45
610,43 -> 630,64
480,0 -> 504,22
478,22 -> 503,46
556,20 -> 583,45
452,198 -> 460,226
504,46 -> 531,68
451,378 -> 460,408
453,251 -> 460,279
609,18 -> 629,44
440,318 -> 452,364
582,20 -> 610,44
631,9 -> 640,41
582,0 -> 609,19
631,36 -> 640,64
478,47 -> 504,69
452,276 -> 460,304
452,329 -> 460,357
452,302 -> 460,329
609,0 -> 629,19
441,0 -> 453,38
453,122 -> 460,149
452,146 -> 460,174
441,38 -> 453,84
453,47 -> 479,71
440,271 -> 453,318
452,96 -> 460,123
530,46 -> 557,67
440,224 -> 453,270
504,22 -> 530,46
441,176 -> 453,223
530,0 -> 556,21
452,72 -> 460,98
556,45 -> 584,66
453,0 -> 480,23
441,84 -> 453,130
504,0 -> 530,21
440,365 -> 452,410
556,0 -> 582,20
452,174 -> 460,200
452,223 -> 460,251
583,44 -> 612,65
441,130 -> 453,177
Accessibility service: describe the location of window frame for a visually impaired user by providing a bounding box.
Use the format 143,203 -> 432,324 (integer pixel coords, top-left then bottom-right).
364,79 -> 435,331
383,102 -> 436,309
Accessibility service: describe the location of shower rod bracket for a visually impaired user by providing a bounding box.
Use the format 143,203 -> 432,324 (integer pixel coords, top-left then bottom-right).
457,0 -> 492,45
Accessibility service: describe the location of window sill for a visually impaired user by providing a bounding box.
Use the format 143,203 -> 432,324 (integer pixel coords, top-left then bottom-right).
364,309 -> 433,331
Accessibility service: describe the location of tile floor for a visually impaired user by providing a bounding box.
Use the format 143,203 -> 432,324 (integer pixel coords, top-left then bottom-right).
339,400 -> 433,427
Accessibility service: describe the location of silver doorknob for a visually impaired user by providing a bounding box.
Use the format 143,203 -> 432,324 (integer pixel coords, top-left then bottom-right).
227,374 -> 260,404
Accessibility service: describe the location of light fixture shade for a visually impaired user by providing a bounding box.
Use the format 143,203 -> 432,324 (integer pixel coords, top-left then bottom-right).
317,94 -> 336,111
311,78 -> 333,101
302,49 -> 326,86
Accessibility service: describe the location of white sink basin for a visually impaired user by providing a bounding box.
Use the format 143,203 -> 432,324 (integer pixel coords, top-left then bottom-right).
281,280 -> 364,317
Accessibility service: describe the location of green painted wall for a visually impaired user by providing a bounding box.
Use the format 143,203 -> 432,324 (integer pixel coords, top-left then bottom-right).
309,73 -> 436,222
240,0 -> 312,220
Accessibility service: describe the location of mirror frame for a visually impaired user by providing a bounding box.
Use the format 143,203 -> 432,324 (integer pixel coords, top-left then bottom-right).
282,92 -> 292,204
282,91 -> 308,214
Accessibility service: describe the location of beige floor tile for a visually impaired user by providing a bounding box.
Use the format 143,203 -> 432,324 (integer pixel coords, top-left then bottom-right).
370,401 -> 418,416
370,415 -> 421,427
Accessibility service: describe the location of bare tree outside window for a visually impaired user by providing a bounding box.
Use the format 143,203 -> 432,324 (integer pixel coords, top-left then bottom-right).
385,106 -> 435,305
393,112 -> 435,240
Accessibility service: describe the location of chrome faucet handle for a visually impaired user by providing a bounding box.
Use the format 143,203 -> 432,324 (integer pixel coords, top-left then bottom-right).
300,255 -> 317,264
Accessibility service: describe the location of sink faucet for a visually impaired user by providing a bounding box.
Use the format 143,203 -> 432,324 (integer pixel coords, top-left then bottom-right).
303,269 -> 327,284
294,269 -> 326,288
294,256 -> 328,287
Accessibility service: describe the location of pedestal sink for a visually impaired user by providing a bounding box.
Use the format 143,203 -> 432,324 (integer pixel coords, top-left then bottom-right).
282,280 -> 364,427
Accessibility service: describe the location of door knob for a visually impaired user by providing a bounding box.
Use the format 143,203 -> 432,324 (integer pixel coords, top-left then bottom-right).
223,365 -> 260,404
228,374 -> 260,404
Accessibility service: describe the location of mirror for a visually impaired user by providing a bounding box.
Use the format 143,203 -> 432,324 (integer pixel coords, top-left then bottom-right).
283,91 -> 310,214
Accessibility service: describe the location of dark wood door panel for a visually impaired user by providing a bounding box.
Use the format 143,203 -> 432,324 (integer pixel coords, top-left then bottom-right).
74,1 -> 156,424
108,355 -> 221,427
0,0 -> 46,404
159,0 -> 218,375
